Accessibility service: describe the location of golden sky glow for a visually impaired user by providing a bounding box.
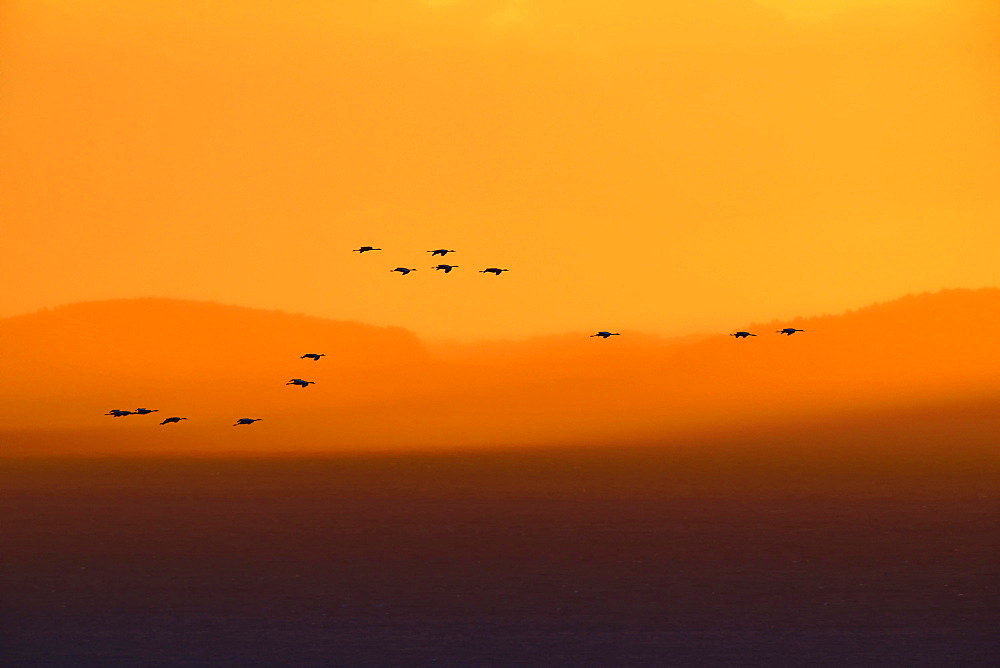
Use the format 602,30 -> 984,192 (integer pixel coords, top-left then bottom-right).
2,0 -> 998,340
756,0 -> 947,20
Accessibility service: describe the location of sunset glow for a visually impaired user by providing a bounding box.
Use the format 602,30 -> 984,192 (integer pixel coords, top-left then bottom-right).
4,5 -> 1000,665
3,0 -> 998,341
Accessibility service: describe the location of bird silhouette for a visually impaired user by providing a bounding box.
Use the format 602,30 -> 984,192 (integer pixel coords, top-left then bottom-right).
133,408 -> 159,414
353,246 -> 381,253
777,328 -> 805,335
233,418 -> 262,426
391,267 -> 417,275
300,353 -> 325,361
480,268 -> 509,275
286,378 -> 316,388
159,417 -> 188,425
730,331 -> 757,338
591,331 -> 620,338
105,409 -> 133,417
432,264 -> 458,273
428,249 -> 456,256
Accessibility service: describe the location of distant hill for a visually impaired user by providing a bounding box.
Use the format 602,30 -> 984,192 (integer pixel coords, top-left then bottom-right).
0,298 -> 428,429
432,286 -> 1000,398
413,288 -> 1000,447
2,289 -> 999,454
0,298 -> 425,369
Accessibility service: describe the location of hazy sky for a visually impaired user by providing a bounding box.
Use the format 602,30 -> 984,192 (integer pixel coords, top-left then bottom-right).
3,0 -> 998,340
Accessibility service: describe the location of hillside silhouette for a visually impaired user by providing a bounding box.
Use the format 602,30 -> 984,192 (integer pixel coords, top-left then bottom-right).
2,289 -> 1000,454
0,299 -> 429,434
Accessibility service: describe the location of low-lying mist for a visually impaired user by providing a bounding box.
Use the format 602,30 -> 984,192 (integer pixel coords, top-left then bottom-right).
2,288 -> 999,456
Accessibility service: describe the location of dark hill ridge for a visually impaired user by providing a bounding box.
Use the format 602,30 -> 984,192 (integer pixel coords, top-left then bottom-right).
2,289 -> 1000,450
0,299 -> 431,431
0,298 -> 427,375
434,287 -> 1000,358
431,287 -> 1000,387
751,288 -> 1000,341
419,287 -> 1000,448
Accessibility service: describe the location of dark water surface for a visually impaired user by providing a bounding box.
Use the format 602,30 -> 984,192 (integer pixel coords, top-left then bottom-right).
2,447 -> 997,667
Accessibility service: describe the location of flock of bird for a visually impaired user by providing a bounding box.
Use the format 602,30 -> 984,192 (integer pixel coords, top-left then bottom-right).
355,246 -> 509,276
733,328 -> 805,338
103,246 -> 806,426
103,408 -> 258,427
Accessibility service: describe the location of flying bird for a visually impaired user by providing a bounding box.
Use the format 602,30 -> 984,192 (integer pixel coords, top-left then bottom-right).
432,264 -> 458,273
730,331 -> 757,338
159,417 -> 188,425
428,249 -> 456,256
480,268 -> 509,275
233,418 -> 262,426
300,353 -> 326,361
353,246 -> 381,253
777,328 -> 805,335
391,267 -> 417,275
591,331 -> 620,338
105,409 -> 133,417
286,378 -> 316,388
133,408 -> 159,414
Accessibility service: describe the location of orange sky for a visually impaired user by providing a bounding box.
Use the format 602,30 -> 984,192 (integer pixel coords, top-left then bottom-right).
3,0 -> 998,340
